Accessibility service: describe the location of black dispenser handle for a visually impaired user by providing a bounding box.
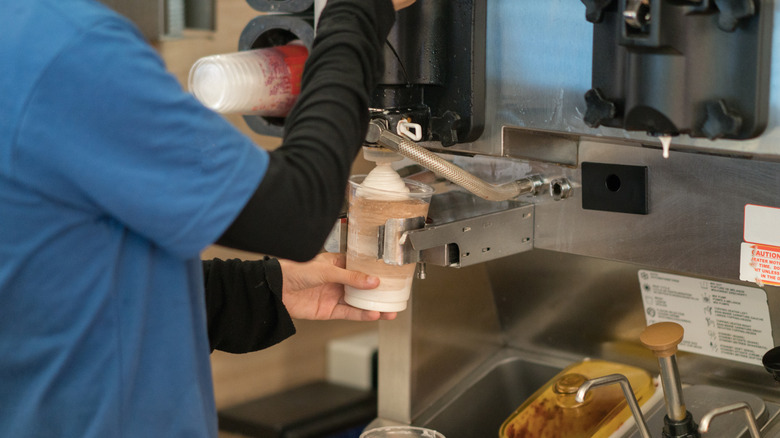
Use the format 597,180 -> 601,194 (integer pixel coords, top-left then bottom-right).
763,346 -> 780,383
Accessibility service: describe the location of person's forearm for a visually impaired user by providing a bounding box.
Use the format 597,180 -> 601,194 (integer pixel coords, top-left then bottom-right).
217,0 -> 396,261
203,258 -> 296,353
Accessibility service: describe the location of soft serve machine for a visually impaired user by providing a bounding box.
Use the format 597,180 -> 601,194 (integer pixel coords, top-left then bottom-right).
236,0 -> 780,436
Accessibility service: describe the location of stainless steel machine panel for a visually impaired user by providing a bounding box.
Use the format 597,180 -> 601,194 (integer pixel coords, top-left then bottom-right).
366,1 -> 780,436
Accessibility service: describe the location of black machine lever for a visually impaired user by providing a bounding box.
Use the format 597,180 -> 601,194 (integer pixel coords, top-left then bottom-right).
371,0 -> 485,147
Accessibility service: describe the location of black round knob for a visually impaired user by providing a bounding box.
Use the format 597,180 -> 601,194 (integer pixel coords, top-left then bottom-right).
762,347 -> 780,382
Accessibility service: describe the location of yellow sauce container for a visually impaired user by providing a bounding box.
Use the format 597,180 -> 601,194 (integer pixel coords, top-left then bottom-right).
499,359 -> 656,438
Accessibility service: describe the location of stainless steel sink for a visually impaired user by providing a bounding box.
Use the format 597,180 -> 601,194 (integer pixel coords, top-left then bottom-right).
412,349 -> 570,437
407,348 -> 780,438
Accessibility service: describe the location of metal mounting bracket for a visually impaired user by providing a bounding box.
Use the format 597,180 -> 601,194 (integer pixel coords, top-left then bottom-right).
405,192 -> 535,268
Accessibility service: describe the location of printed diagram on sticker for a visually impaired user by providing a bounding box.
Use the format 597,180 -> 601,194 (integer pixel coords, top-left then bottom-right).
639,270 -> 772,366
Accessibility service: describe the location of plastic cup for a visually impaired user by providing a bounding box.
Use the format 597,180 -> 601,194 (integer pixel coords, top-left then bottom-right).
359,426 -> 445,438
188,43 -> 308,116
344,175 -> 434,312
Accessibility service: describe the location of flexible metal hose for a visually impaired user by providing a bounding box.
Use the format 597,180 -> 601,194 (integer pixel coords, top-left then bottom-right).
375,129 -> 542,202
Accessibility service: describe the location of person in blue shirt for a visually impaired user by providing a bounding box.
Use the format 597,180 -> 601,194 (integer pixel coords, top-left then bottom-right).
0,0 -> 414,436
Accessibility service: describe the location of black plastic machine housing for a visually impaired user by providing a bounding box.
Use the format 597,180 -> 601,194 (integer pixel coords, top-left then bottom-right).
371,0 -> 486,147
238,0 -> 486,147
581,0 -> 773,140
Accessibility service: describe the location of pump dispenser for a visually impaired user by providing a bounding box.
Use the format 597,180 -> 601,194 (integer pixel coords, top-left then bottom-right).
640,322 -> 700,438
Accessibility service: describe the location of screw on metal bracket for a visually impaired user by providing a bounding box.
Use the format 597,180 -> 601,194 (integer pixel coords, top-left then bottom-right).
416,262 -> 427,280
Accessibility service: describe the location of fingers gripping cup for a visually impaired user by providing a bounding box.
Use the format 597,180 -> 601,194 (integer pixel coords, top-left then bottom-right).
345,173 -> 433,312
188,43 -> 308,116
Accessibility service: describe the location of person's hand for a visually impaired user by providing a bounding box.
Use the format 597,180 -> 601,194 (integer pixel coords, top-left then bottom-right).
278,252 -> 398,321
392,0 -> 416,10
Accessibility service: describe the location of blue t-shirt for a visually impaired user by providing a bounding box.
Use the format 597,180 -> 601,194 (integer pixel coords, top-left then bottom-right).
0,1 -> 268,436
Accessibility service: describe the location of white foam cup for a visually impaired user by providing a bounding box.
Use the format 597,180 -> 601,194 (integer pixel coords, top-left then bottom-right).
188,43 -> 307,116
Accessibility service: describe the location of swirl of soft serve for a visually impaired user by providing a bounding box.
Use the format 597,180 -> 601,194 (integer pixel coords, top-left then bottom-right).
357,162 -> 410,201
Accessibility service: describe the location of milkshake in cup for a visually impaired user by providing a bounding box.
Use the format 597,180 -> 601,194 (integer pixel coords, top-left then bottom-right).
345,172 -> 433,312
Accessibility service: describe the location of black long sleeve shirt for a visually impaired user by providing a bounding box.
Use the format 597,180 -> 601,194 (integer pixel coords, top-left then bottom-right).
206,0 -> 396,353
203,257 -> 290,353
216,0 -> 396,261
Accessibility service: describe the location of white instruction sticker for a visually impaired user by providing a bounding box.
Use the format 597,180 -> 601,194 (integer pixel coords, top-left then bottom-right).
744,204 -> 780,247
638,270 -> 773,366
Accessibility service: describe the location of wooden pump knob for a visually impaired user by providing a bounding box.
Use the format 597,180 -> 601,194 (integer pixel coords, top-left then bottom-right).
640,322 -> 684,358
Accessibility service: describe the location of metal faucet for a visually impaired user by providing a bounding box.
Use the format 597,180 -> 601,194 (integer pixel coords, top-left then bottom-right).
576,374 -> 653,438
699,403 -> 762,438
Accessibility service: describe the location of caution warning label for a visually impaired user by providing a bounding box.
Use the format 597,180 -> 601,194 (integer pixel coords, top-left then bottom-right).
742,204 -> 780,286
741,243 -> 780,286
